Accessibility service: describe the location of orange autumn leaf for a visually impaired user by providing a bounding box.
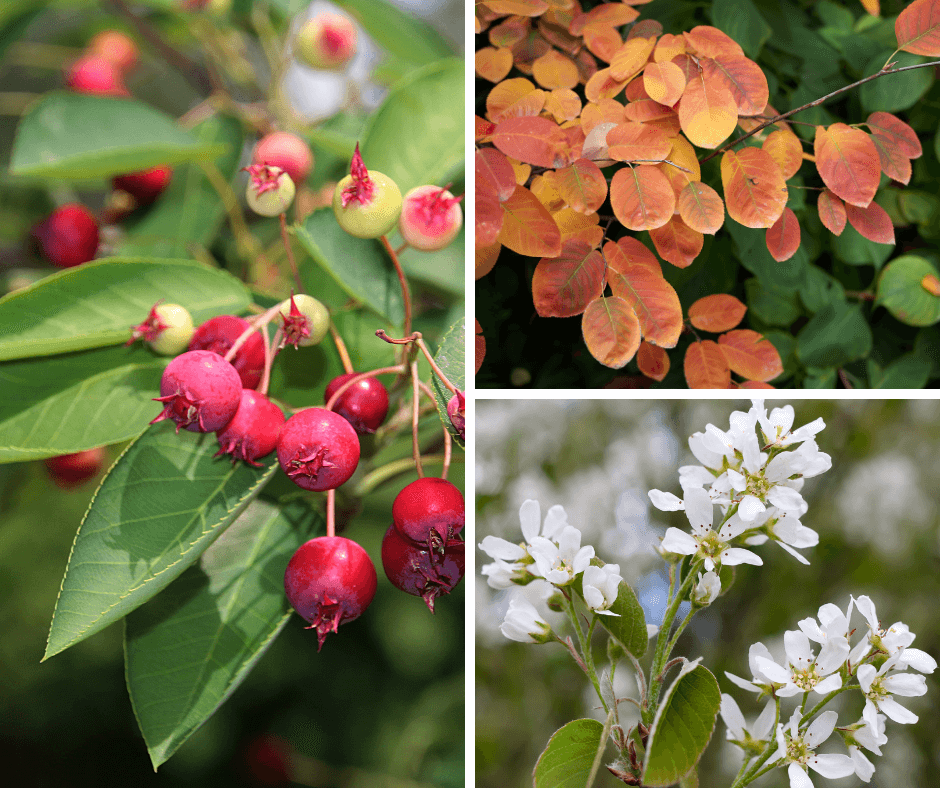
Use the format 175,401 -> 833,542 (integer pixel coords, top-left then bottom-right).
491,116 -> 566,168
720,147 -> 788,228
683,25 -> 745,59
718,330 -> 783,382
488,15 -> 529,48
475,47 -> 514,82
643,61 -> 687,106
677,69 -> 738,149
483,0 -> 549,16
700,55 -> 768,116
814,123 -> 880,208
818,189 -> 847,236
611,236 -> 663,275
654,33 -> 686,62
544,158 -> 608,214
762,129 -> 804,180
606,121 -> 672,162
637,341 -> 670,381
476,148 -> 517,202
684,340 -> 731,388
866,112 -> 923,158
610,164 -> 676,231
765,207 -> 801,262
544,88 -> 582,122
677,181 -> 725,234
476,185 -> 503,248
845,201 -> 895,245
860,0 -> 880,16
629,19 -> 664,41
582,296 -> 642,368
649,214 -> 703,268
895,0 -> 940,56
662,135 -> 701,199
922,273 -> 940,296
737,381 -> 776,389
532,49 -> 580,89
580,98 -> 626,133
571,2 -> 641,34
688,293 -> 747,332
509,158 -> 532,185
585,67 -> 630,102
553,207 -> 605,248
476,242 -> 501,280
532,239 -> 606,317
475,319 -> 486,374
609,36 -> 656,80
869,134 -> 912,184
486,77 -> 546,121
583,24 -> 623,63
497,185 -> 562,257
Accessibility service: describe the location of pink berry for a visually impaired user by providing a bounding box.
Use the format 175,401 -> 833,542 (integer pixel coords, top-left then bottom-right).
215,390 -> 285,466
44,447 -> 106,488
284,536 -> 377,650
189,315 -> 266,389
398,185 -> 463,252
65,54 -> 130,96
252,133 -> 314,186
277,408 -> 360,491
392,477 -> 465,553
324,373 -> 389,434
87,30 -> 139,73
32,204 -> 100,268
296,14 -> 358,71
113,166 -> 173,206
381,525 -> 464,613
447,391 -> 465,441
151,350 -> 242,433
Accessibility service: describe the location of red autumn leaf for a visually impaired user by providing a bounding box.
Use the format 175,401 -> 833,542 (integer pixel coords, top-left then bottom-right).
610,236 -> 663,276
677,68 -> 738,149
718,330 -> 783,382
700,54 -> 769,116
688,293 -> 747,332
643,61 -> 687,106
609,36 -> 656,80
475,47 -> 514,82
677,181 -> 725,234
582,296 -> 642,368
475,319 -> 486,374
637,341 -> 670,381
544,158 -> 608,214
895,0 -> 940,56
610,164 -> 676,231
476,184 -> 503,248
475,243 -> 500,280
491,116 -> 565,168
866,112 -> 923,159
476,148 -> 517,202
532,239 -> 606,317
765,207 -> 801,262
737,380 -> 776,389
814,123 -> 881,208
684,340 -> 731,388
487,15 -> 529,48
483,0 -> 549,16
476,115 -> 496,141
720,147 -> 788,228
869,134 -> 912,184
649,215 -> 704,268
817,189 -> 847,236
571,2 -> 640,34
683,26 -> 745,59
497,185 -> 562,257
532,49 -> 580,89
606,121 -> 672,162
845,201 -> 896,245
762,129 -> 804,180
583,24 -> 623,63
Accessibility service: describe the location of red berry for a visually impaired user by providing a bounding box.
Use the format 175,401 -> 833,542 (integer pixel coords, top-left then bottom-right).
381,525 -> 464,613
324,373 -> 389,434
277,408 -> 360,491
44,448 -> 106,488
252,132 -> 314,186
65,54 -> 129,96
113,166 -> 173,206
398,185 -> 463,252
392,477 -> 465,553
32,204 -> 100,268
188,315 -> 265,389
151,350 -> 242,433
447,391 -> 465,441
87,30 -> 139,73
284,536 -> 377,650
215,390 -> 285,466
241,734 -> 293,787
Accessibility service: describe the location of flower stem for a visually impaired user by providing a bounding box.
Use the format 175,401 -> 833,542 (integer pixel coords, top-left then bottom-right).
563,595 -> 609,713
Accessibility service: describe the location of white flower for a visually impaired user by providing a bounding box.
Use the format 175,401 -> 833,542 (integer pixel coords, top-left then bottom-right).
851,595 -> 937,673
768,709 -> 855,788
582,563 -> 621,616
752,400 -> 826,448
529,524 -> 594,586
744,507 -> 819,565
857,659 -> 928,724
798,600 -> 853,650
841,713 -> 887,783
499,596 -> 553,644
755,629 -> 848,697
720,694 -> 775,747
691,571 -> 721,606
725,642 -> 780,695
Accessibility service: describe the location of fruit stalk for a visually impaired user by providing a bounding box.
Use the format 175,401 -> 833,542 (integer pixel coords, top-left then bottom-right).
279,212 -> 304,293
380,234 -> 412,338
410,359 -> 423,478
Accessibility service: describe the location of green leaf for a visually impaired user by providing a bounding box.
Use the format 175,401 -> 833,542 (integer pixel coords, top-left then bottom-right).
294,210 -> 404,326
641,664 -> 720,787
876,255 -> 940,326
800,265 -> 847,313
533,719 -> 605,788
396,224 -> 465,297
803,366 -> 838,388
797,302 -> 874,367
361,59 -> 464,195
125,499 -> 321,768
868,353 -> 930,388
593,578 -> 648,659
831,221 -> 894,268
43,422 -> 278,660
0,345 -> 167,462
116,115 -> 244,257
744,278 -> 803,327
725,218 -> 808,289
333,0 -> 453,66
711,0 -> 772,58
860,51 -> 932,114
10,92 -> 227,180
430,318 -> 465,446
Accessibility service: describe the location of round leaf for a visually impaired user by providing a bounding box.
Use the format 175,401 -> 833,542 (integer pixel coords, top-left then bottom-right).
877,255 -> 940,326
533,719 -> 605,788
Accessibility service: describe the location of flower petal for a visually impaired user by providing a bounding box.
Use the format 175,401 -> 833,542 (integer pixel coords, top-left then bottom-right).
662,527 -> 698,555
787,762 -> 814,788
479,536 -> 526,561
649,489 -> 684,511
519,499 -> 541,542
720,547 -> 763,566
805,710 -> 838,747
807,754 -> 856,779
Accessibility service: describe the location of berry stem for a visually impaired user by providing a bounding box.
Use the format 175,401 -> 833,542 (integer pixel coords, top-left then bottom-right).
329,323 -> 355,374
415,379 -> 453,481
394,241 -> 408,256
280,212 -> 305,294
353,454 -> 458,496
326,488 -> 335,538
380,235 -> 412,338
224,303 -> 282,363
259,321 -> 273,396
410,360 -> 423,478
376,330 -> 460,396
324,366 -> 403,411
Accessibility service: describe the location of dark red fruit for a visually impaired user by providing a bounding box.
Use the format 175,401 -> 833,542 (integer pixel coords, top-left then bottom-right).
32,204 -> 100,268
392,477 -> 465,552
113,166 -> 173,206
215,390 -> 285,466
241,734 -> 293,786
381,525 -> 464,612
324,373 -> 389,434
151,350 -> 242,433
65,54 -> 129,96
188,315 -> 265,389
284,536 -> 377,650
276,407 -> 359,491
44,447 -> 106,488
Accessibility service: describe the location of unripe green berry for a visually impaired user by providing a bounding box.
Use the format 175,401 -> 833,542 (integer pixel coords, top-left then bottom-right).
244,164 -> 295,217
150,303 -> 195,355
278,293 -> 330,347
297,14 -> 357,71
332,171 -> 401,238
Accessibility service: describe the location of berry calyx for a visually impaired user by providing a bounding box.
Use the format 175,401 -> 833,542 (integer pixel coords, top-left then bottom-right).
189,315 -> 265,389
151,350 -> 242,433
65,54 -> 130,96
253,132 -> 314,187
244,164 -> 295,217
324,373 -> 389,434
32,204 -> 100,268
332,145 -> 402,239
277,408 -> 360,491
381,525 -> 464,613
392,477 -> 465,555
277,293 -> 329,348
44,447 -> 106,488
447,390 -> 465,441
398,185 -> 463,251
296,14 -> 358,71
215,390 -> 285,466
113,166 -> 173,206
127,301 -> 194,355
284,536 -> 377,650
87,30 -> 139,73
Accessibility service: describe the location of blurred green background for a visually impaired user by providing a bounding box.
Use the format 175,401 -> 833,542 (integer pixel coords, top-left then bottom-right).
476,399 -> 939,788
